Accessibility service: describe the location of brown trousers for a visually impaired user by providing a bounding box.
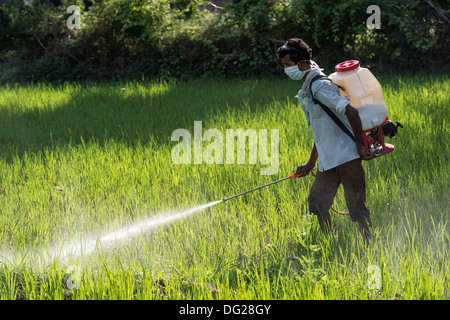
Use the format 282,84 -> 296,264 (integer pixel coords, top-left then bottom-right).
308,159 -> 371,238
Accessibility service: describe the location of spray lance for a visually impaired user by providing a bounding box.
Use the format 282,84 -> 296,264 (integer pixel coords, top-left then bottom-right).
222,171 -> 306,202
222,169 -> 349,215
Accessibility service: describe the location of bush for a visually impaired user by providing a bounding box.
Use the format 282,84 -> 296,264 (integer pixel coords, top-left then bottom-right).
0,0 -> 448,83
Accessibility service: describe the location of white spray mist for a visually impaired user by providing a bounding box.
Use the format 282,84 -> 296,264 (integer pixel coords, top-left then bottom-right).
50,200 -> 222,262
0,200 -> 223,266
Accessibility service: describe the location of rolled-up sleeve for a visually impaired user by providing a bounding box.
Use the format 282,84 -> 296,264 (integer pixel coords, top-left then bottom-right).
313,81 -> 350,115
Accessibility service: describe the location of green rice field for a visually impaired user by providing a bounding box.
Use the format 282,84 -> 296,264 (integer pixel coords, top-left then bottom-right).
0,73 -> 448,300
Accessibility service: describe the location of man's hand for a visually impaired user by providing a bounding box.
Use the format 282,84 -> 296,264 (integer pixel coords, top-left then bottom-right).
295,163 -> 315,177
358,145 -> 375,160
295,143 -> 318,177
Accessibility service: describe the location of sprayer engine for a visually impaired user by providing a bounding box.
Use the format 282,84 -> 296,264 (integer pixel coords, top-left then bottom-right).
363,119 -> 403,158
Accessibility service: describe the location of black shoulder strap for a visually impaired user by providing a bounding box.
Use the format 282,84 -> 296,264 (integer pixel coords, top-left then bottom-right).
309,74 -> 356,143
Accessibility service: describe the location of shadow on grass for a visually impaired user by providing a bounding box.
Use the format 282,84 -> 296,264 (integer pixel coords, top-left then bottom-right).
0,77 -> 296,163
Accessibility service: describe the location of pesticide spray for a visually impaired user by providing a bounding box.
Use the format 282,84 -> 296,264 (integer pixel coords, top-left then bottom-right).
2,171 -> 299,265
0,201 -> 223,266
48,200 -> 223,263
46,173 -> 303,262
0,171 -> 311,267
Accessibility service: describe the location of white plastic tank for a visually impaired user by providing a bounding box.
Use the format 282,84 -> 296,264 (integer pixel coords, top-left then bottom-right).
329,60 -> 387,131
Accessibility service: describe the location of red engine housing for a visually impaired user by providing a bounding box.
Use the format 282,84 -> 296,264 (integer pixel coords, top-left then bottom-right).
362,125 -> 394,159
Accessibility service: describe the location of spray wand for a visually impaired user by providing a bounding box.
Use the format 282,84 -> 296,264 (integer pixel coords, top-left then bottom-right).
222,169 -> 349,215
222,171 -> 306,202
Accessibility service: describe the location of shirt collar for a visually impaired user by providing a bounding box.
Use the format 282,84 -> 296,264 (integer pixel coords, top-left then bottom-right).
300,67 -> 326,97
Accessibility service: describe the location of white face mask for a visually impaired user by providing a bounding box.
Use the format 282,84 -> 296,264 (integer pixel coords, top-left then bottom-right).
284,63 -> 311,80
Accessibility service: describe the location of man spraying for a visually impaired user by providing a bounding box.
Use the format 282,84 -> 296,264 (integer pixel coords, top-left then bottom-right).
277,38 -> 374,244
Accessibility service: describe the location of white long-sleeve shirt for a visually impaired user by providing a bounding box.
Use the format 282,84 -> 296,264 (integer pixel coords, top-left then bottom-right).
298,67 -> 360,172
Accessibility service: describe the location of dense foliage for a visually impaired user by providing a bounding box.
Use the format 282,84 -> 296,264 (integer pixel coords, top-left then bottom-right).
0,0 -> 448,82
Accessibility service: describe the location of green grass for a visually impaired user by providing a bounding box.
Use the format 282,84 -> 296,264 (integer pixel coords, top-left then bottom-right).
0,73 -> 448,300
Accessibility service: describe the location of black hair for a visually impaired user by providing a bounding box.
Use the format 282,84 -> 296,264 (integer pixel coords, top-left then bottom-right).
276,38 -> 312,64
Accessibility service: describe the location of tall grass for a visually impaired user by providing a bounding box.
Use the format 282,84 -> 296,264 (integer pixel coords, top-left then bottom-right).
0,73 -> 448,300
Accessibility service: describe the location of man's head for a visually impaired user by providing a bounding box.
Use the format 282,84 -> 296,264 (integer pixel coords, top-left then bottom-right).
277,38 -> 312,71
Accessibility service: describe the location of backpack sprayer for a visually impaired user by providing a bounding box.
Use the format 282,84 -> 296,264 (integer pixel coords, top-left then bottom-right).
328,60 -> 403,158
